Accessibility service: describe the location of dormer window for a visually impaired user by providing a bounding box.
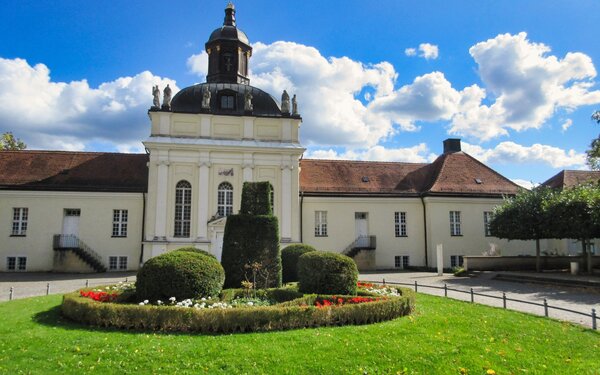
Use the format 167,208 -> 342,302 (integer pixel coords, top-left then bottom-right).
220,95 -> 235,109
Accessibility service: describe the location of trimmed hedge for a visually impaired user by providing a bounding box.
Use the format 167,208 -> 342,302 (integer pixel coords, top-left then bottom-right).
240,181 -> 272,215
281,244 -> 317,283
297,251 -> 358,295
172,246 -> 216,259
221,214 -> 281,289
136,251 -> 225,302
61,287 -> 415,334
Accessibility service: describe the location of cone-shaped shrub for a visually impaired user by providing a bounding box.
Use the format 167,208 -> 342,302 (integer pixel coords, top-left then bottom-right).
221,182 -> 281,289
297,251 -> 358,295
281,244 -> 317,283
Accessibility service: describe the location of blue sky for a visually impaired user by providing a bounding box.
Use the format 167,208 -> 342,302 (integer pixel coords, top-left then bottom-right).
1,1 -> 600,186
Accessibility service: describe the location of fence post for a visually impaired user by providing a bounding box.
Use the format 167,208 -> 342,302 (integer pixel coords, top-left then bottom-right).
46,283 -> 50,296
86,279 -> 89,288
592,309 -> 597,330
444,283 -> 447,297
9,287 -> 13,301
543,299 -> 548,317
502,293 -> 506,309
125,277 -> 128,283
414,281 -> 418,292
470,288 -> 474,303
382,278 -> 386,286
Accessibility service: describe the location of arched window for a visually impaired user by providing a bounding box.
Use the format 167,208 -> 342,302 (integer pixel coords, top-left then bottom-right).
269,183 -> 274,214
217,182 -> 233,217
174,180 -> 192,237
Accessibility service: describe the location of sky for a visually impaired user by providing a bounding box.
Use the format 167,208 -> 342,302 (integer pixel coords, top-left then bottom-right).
1,0 -> 600,187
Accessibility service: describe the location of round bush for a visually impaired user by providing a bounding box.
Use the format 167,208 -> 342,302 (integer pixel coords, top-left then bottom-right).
281,244 -> 317,283
172,246 -> 216,259
297,251 -> 358,295
136,251 -> 225,302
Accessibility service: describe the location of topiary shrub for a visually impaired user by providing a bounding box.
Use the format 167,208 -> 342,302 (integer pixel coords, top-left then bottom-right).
297,251 -> 358,295
136,251 -> 225,302
281,244 -> 317,283
221,181 -> 281,289
172,246 -> 216,259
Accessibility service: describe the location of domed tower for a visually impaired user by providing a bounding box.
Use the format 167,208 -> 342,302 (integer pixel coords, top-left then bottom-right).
143,3 -> 304,263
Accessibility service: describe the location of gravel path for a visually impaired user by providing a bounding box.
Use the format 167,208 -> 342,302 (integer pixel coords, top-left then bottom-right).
360,271 -> 600,329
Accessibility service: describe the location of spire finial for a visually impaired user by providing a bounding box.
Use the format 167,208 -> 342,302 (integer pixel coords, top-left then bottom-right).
224,2 -> 236,26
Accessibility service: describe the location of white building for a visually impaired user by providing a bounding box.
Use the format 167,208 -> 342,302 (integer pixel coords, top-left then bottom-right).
0,4 -> 537,273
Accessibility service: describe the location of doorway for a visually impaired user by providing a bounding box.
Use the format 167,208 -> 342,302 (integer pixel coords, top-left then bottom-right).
355,212 -> 368,247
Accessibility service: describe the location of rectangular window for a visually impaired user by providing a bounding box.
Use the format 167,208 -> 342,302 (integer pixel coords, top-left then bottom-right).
6,256 -> 26,271
64,209 -> 81,216
394,255 -> 409,269
112,209 -> 128,237
449,211 -> 462,236
450,255 -> 464,268
12,208 -> 28,236
220,95 -> 235,109
109,256 -> 128,271
315,211 -> 327,237
483,211 -> 493,237
394,212 -> 407,237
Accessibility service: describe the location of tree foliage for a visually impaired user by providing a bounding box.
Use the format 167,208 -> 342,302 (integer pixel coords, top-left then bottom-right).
0,132 -> 26,150
586,110 -> 600,169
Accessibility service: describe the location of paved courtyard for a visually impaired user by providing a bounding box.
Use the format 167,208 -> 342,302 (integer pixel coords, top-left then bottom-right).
1,270 -> 598,329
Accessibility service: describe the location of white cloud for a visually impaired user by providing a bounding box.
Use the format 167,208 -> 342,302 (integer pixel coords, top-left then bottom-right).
405,44 -> 439,60
0,57 -> 177,151
305,143 -> 434,163
462,141 -> 587,169
187,51 -> 209,79
561,119 -> 573,132
511,179 -> 538,189
449,32 -> 600,141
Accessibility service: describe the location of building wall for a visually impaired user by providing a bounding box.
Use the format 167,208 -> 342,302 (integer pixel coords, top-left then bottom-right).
0,190 -> 144,272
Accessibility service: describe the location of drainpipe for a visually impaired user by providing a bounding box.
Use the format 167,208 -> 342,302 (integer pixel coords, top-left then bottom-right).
139,192 -> 146,266
420,195 -> 429,268
299,191 -> 304,243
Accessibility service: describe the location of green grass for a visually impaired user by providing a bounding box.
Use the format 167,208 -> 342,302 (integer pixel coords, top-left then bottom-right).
0,294 -> 598,374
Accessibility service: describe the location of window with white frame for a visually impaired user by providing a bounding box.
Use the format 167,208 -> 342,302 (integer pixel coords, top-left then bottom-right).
394,255 -> 409,269
394,212 -> 407,237
6,256 -> 26,271
109,256 -> 128,271
449,211 -> 462,236
450,255 -> 464,268
315,211 -> 327,237
217,182 -> 234,217
483,211 -> 493,237
11,208 -> 28,236
112,209 -> 128,237
174,180 -> 192,237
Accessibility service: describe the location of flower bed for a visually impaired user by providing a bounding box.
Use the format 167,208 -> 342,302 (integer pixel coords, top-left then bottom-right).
61,284 -> 414,334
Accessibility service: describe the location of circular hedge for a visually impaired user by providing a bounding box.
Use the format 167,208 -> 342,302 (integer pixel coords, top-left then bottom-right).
172,246 -> 216,259
281,244 -> 317,283
297,251 -> 358,295
136,250 -> 225,302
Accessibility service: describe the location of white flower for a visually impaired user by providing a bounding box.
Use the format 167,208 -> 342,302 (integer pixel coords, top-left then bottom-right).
157,300 -> 163,305
247,302 -> 254,306
208,296 -> 212,300
143,300 -> 149,304
169,297 -> 176,302
201,297 -> 206,301
139,302 -> 145,306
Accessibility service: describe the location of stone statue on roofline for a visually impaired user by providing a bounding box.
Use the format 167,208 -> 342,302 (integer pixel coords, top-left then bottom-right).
162,84 -> 172,110
292,94 -> 298,116
244,89 -> 253,111
281,90 -> 290,114
152,85 -> 160,108
202,87 -> 211,110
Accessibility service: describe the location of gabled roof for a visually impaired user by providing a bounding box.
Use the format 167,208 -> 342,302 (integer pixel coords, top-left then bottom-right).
300,151 -> 521,197
0,151 -> 149,193
541,170 -> 600,189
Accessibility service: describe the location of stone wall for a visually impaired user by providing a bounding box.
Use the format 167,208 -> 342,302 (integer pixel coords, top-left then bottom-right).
464,255 -> 600,271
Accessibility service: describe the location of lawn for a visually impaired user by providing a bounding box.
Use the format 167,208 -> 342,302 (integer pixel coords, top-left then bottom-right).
0,293 -> 598,374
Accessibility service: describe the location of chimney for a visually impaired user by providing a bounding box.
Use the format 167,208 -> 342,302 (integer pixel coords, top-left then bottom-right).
443,138 -> 461,154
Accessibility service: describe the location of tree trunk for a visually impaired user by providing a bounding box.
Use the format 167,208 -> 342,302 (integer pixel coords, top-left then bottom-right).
586,239 -> 593,274
581,239 -> 589,274
536,239 -> 541,273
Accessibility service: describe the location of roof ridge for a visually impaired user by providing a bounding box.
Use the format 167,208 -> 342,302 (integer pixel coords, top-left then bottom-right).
301,158 -> 428,166
421,153 -> 448,192
0,150 -> 146,156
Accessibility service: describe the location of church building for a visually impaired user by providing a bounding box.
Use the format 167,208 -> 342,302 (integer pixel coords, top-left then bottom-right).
0,4 -> 536,273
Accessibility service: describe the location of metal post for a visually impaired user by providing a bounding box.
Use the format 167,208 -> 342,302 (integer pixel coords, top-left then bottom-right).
470,288 -> 474,303
502,293 -> 506,309
382,278 -> 386,286
46,283 -> 50,296
86,279 -> 89,288
444,283 -> 447,297
543,299 -> 548,317
592,309 -> 597,330
9,287 -> 13,301
414,281 -> 418,292
125,277 -> 128,282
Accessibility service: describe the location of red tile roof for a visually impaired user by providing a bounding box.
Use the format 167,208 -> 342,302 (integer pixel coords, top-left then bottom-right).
541,170 -> 600,189
300,151 -> 521,197
0,151 -> 148,192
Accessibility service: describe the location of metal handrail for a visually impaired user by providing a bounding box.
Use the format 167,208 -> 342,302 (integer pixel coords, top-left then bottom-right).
53,234 -> 104,264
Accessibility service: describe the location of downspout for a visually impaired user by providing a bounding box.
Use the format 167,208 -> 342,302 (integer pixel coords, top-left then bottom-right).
420,195 -> 429,268
300,191 -> 304,243
140,192 -> 146,266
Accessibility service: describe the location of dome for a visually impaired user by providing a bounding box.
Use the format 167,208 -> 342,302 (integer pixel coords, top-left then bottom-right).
208,26 -> 249,46
171,83 -> 291,117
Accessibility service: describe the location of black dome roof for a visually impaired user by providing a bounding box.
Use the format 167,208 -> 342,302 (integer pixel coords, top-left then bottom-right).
208,26 -> 249,46
171,83 -> 291,117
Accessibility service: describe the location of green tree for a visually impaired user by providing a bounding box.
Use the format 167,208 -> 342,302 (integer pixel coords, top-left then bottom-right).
489,187 -> 556,272
0,132 -> 26,150
586,111 -> 600,169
